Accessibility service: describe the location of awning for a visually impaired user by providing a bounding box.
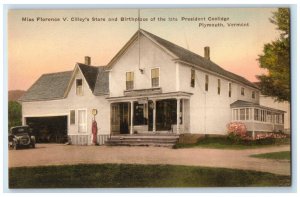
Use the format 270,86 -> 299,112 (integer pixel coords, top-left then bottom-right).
230,100 -> 285,113
106,91 -> 192,102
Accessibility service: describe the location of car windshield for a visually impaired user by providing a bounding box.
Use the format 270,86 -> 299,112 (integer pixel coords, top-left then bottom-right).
11,127 -> 29,135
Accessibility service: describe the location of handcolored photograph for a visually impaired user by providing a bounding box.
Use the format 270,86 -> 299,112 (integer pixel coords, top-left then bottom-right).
8,7 -> 291,188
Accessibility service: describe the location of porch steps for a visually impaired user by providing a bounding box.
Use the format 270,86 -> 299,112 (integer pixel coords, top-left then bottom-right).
105,135 -> 179,147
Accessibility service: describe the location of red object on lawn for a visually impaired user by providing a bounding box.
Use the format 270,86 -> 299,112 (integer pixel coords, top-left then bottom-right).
92,120 -> 98,144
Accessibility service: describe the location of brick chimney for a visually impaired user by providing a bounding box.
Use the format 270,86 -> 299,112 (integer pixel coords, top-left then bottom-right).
85,56 -> 91,65
204,46 -> 210,60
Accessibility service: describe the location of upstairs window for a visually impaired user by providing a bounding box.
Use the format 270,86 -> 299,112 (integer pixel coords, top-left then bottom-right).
126,72 -> 134,90
217,79 -> 221,95
205,75 -> 209,91
191,69 -> 195,88
76,79 -> 83,96
151,68 -> 159,87
228,83 -> 232,97
241,87 -> 245,96
252,91 -> 256,99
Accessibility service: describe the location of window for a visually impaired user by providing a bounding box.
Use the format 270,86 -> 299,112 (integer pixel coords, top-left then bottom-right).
126,72 -> 134,90
254,109 -> 259,121
240,109 -> 245,120
70,110 -> 75,125
275,114 -> 280,124
252,91 -> 256,99
260,110 -> 266,122
205,75 -> 209,91
151,68 -> 159,87
246,108 -> 250,120
233,109 -> 239,120
217,79 -> 221,95
275,113 -> 284,124
78,109 -> 87,132
134,102 -> 147,125
241,87 -> 245,96
228,83 -> 232,97
191,69 -> 195,88
76,79 -> 83,96
266,111 -> 272,122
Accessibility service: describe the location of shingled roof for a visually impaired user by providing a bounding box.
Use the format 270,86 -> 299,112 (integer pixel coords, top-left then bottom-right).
77,63 -> 99,91
140,29 -> 258,89
230,100 -> 285,113
94,66 -> 109,96
20,65 -> 109,102
19,71 -> 73,102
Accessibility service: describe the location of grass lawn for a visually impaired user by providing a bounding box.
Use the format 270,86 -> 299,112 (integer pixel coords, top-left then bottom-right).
9,164 -> 290,188
174,137 -> 290,150
250,151 -> 291,160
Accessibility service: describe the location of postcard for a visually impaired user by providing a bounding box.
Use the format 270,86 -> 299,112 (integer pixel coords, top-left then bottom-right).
7,7 -> 291,189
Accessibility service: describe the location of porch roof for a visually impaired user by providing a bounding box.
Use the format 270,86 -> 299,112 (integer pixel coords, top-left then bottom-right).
106,91 -> 192,102
230,100 -> 285,113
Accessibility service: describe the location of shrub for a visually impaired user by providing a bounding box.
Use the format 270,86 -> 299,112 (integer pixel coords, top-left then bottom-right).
226,122 -> 247,143
8,101 -> 22,130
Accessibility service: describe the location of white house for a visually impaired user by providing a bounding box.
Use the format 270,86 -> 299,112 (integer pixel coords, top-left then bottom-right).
259,95 -> 290,134
19,29 -> 285,145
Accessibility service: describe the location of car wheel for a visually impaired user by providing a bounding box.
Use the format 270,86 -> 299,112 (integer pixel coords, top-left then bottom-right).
13,143 -> 18,150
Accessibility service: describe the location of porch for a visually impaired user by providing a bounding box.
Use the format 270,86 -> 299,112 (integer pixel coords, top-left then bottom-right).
105,134 -> 179,147
107,91 -> 191,135
230,100 -> 285,136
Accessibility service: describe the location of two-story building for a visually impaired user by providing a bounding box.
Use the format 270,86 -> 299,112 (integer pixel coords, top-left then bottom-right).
19,29 -> 285,145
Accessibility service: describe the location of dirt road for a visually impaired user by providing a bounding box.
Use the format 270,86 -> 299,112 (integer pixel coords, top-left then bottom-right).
8,144 -> 291,175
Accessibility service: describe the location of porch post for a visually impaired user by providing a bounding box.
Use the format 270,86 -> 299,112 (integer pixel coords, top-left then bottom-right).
182,99 -> 185,131
252,107 -> 255,139
130,101 -> 134,135
176,98 -> 180,134
153,100 -> 156,132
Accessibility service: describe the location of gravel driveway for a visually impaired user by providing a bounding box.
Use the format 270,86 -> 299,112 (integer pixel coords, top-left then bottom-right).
8,144 -> 291,176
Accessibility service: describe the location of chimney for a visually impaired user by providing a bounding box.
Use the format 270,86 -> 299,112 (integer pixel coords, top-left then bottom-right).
85,56 -> 91,65
204,46 -> 210,60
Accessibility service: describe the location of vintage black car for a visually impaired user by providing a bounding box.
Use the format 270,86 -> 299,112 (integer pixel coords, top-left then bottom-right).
9,126 -> 36,150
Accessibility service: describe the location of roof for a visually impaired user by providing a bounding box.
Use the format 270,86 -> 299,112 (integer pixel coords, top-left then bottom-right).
93,66 -> 109,96
230,100 -> 285,113
77,63 -> 99,91
21,29 -> 258,102
19,71 -> 73,102
140,29 -> 258,89
20,65 -> 109,102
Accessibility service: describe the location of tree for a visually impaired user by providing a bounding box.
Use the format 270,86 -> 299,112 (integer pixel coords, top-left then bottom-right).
8,101 -> 22,129
257,8 -> 290,102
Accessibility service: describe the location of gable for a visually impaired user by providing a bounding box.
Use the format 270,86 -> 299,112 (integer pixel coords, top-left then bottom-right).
107,29 -> 258,90
77,63 -> 99,91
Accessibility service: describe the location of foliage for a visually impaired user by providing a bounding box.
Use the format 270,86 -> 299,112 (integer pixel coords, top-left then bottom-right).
250,151 -> 290,160
9,164 -> 291,188
8,101 -> 22,130
227,122 -> 247,143
256,132 -> 287,140
174,136 -> 290,149
257,8 -> 290,102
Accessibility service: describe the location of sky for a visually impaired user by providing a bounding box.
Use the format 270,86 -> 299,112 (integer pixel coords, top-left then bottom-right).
8,8 -> 281,91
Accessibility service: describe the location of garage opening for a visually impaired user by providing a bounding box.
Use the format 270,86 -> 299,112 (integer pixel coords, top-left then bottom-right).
26,116 -> 68,143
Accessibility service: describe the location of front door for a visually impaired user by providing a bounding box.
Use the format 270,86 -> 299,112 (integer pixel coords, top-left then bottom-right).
111,103 -> 130,134
156,99 -> 176,131
148,99 -> 177,132
119,103 -> 129,134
